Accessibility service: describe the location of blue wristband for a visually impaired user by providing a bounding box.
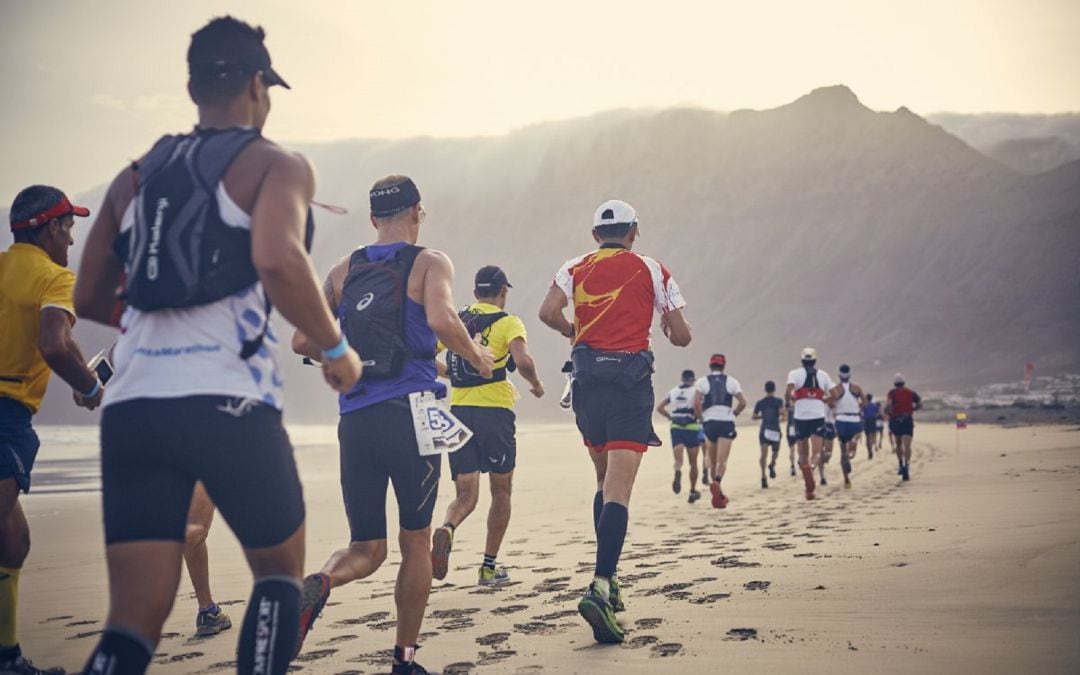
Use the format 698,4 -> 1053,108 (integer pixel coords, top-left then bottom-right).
321,334 -> 349,361
82,379 -> 101,398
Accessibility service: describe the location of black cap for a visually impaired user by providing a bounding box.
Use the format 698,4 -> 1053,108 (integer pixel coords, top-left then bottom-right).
188,17 -> 290,90
475,265 -> 511,294
839,364 -> 851,374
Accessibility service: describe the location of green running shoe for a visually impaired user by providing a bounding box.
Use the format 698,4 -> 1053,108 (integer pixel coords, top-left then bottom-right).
609,576 -> 626,613
478,565 -> 510,586
577,583 -> 624,644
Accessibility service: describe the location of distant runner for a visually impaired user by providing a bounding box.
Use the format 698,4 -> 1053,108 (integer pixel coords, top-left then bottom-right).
539,199 -> 691,644
830,364 -> 867,489
694,354 -> 746,509
657,370 -> 703,503
1,184 -> 99,675
862,393 -> 881,459
751,381 -> 786,489
885,374 -> 922,481
433,265 -> 544,587
818,405 -> 837,487
784,404 -> 798,476
785,348 -> 836,500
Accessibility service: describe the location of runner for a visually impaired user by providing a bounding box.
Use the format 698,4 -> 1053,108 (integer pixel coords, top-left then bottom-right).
694,355 -> 746,508
830,364 -> 867,489
885,374 -> 922,481
751,381 -> 786,489
1,184 -> 99,675
818,405 -> 837,486
862,393 -> 881,459
785,404 -> 798,476
183,483 -> 232,637
656,370 -> 703,503
432,265 -> 544,587
784,348 -> 836,500
74,17 -> 363,674
291,175 -> 494,673
539,199 -> 691,644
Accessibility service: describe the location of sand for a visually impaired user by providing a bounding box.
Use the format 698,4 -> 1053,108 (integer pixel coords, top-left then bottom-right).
16,421 -> 1080,673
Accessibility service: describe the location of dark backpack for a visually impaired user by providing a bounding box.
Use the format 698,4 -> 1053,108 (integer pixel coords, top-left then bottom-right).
446,308 -> 516,388
341,244 -> 430,381
114,128 -> 315,359
793,366 -> 825,401
703,373 -> 734,409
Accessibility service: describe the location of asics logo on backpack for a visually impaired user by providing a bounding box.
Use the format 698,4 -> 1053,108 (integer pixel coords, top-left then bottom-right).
355,292 -> 375,311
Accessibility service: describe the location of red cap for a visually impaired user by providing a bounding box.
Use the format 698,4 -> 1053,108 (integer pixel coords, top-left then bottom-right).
710,353 -> 726,367
10,194 -> 90,232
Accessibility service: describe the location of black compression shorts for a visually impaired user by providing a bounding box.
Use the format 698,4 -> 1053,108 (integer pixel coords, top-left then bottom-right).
449,406 -> 516,480
339,397 -> 441,541
101,396 -> 305,548
573,378 -> 659,452
704,420 -> 737,442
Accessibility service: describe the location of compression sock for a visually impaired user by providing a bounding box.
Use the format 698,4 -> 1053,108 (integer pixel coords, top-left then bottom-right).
392,645 -> 420,673
482,554 -> 497,571
238,576 -> 300,675
592,490 -> 603,536
595,502 -> 629,580
82,627 -> 153,674
0,566 -> 19,651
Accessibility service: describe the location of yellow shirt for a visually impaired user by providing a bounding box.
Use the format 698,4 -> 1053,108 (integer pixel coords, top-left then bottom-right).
0,243 -> 76,413
440,303 -> 527,409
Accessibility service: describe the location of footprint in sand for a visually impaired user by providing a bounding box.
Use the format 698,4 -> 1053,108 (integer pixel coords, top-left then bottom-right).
763,542 -> 796,551
318,634 -> 360,646
689,593 -> 731,604
491,604 -> 529,616
346,649 -> 394,666
744,581 -> 771,591
66,619 -> 96,627
513,621 -> 566,636
199,660 -> 237,673
531,609 -> 578,622
370,620 -> 398,631
623,635 -> 659,649
651,642 -> 682,657
443,662 -> 477,674
643,582 -> 693,597
635,618 -> 663,629
65,630 -> 102,640
330,610 -> 391,628
294,648 -> 338,663
155,651 -> 204,663
726,628 -> 758,641
477,650 -> 517,665
430,608 -> 482,620
476,632 -> 510,647
42,615 -> 73,623
711,556 -> 760,569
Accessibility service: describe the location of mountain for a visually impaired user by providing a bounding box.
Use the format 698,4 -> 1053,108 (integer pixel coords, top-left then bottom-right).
927,112 -> 1080,174
9,85 -> 1080,425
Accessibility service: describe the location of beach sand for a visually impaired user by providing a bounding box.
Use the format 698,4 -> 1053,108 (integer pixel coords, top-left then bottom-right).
16,421 -> 1080,673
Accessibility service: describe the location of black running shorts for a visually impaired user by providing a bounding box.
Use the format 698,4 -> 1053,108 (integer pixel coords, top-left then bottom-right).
573,378 -> 658,452
338,397 -> 441,541
101,396 -> 305,548
889,415 -> 915,437
759,427 -> 782,451
703,420 -> 737,442
448,406 -> 516,480
794,417 -> 827,440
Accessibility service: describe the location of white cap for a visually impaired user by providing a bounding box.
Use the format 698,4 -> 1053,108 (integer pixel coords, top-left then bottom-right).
801,347 -> 818,360
894,373 -> 905,385
593,199 -> 638,228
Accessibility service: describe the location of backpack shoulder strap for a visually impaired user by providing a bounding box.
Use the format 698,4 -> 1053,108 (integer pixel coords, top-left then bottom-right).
192,128 -> 262,192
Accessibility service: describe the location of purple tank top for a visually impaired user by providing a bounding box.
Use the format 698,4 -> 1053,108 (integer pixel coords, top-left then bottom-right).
338,242 -> 445,414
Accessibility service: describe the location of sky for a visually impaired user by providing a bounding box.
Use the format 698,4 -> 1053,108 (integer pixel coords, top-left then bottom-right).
1,0 -> 1078,200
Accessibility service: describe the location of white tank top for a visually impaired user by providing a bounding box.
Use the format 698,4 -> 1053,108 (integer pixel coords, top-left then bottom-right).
103,183 -> 283,410
836,381 -> 861,420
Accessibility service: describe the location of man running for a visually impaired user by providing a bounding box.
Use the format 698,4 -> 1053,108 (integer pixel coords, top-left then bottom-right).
291,175 -> 494,674
818,405 -> 837,487
862,393 -> 881,459
656,370 -> 703,503
885,374 -> 922,481
785,348 -> 836,500
830,364 -> 867,489
694,354 -> 746,508
74,17 -> 363,674
539,199 -> 691,644
183,484 -> 231,637
1,185 -> 100,675
785,404 -> 798,476
751,381 -> 786,489
432,265 -> 544,587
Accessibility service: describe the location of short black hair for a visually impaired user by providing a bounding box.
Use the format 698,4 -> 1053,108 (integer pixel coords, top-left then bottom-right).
10,185 -> 61,243
765,380 -> 776,393
681,369 -> 695,380
867,393 -> 874,401
593,222 -> 635,239
187,16 -> 266,105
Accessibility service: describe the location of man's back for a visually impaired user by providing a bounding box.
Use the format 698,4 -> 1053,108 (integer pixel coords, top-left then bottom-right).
448,303 -> 526,409
755,395 -> 783,429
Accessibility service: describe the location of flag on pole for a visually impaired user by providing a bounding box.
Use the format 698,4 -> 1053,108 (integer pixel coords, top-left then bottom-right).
955,412 -> 968,429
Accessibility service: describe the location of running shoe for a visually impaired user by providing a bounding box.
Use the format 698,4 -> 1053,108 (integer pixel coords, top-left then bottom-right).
391,661 -> 430,674
295,572 -> 331,658
897,464 -> 903,475
431,526 -> 454,581
768,464 -> 776,479
761,477 -> 768,489
709,481 -> 722,508
672,469 -> 682,494
790,464 -> 796,477
688,489 -> 701,504
901,464 -> 910,481
800,465 -> 816,499
479,565 -> 510,586
844,477 -> 852,489
702,468 -> 709,486
195,605 -> 233,637
820,476 -> 828,486
868,449 -> 874,460
0,655 -> 64,675
609,576 -> 626,612
577,583 -> 625,643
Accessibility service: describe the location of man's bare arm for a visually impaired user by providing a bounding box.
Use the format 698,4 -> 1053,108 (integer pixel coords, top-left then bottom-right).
694,389 -> 705,421
421,251 -> 493,377
292,264 -> 345,363
657,397 -> 671,419
660,308 -> 692,347
508,337 -> 543,398
38,309 -> 102,409
733,391 -> 747,417
784,383 -> 795,407
538,285 -> 575,339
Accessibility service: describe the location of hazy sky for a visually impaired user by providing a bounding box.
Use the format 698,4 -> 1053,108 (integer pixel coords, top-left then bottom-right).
1,0 -> 1078,200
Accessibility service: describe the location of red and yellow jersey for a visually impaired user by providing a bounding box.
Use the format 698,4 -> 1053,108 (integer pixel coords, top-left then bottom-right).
553,244 -> 685,352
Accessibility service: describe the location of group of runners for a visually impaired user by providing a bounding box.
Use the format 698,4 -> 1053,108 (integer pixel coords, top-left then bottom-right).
0,14 -> 928,674
660,354 -> 923,504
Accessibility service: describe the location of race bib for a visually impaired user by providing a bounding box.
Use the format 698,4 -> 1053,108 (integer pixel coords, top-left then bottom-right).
763,428 -> 782,442
409,391 -> 473,456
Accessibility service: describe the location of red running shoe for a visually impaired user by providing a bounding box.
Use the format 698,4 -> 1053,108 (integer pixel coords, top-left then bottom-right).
295,572 -> 331,658
709,481 -> 722,508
